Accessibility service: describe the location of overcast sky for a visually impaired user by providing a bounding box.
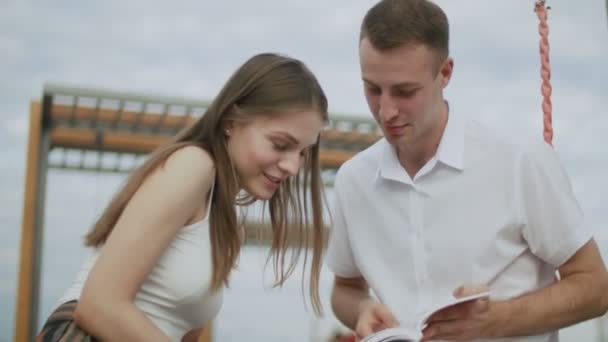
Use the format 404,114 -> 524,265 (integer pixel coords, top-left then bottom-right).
1,0 -> 607,340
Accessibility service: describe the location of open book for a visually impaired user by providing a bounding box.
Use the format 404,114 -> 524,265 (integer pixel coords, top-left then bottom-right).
360,291 -> 490,342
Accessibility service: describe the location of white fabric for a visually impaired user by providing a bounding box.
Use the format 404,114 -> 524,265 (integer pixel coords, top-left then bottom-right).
59,183 -> 222,341
325,108 -> 590,342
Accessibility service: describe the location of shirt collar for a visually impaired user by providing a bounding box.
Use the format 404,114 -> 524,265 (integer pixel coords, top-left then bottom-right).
435,102 -> 464,170
375,102 -> 465,183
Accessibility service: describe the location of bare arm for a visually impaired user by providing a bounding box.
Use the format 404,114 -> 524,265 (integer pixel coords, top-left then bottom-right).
331,275 -> 372,329
74,146 -> 215,341
332,275 -> 398,337
494,239 -> 608,336
425,239 -> 608,340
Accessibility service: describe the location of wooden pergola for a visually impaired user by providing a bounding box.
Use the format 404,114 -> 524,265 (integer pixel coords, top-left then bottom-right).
15,84 -> 381,342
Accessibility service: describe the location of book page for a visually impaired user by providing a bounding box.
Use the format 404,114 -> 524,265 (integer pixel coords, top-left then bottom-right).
359,326 -> 419,342
359,291 -> 490,342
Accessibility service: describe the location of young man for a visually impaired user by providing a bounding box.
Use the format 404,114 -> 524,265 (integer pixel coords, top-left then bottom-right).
325,0 -> 608,341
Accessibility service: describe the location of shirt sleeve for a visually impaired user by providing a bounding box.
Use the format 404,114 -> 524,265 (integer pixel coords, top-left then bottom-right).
325,171 -> 362,278
519,140 -> 591,267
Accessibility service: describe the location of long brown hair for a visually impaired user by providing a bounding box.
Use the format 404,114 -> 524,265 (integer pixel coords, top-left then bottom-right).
84,53 -> 328,314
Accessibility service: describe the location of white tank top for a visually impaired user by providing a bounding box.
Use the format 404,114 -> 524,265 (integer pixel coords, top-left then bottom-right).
59,184 -> 223,341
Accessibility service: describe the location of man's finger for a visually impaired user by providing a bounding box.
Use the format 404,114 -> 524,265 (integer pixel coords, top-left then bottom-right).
453,283 -> 489,298
423,319 -> 466,340
356,323 -> 374,339
472,297 -> 490,313
428,299 -> 477,322
376,305 -> 399,327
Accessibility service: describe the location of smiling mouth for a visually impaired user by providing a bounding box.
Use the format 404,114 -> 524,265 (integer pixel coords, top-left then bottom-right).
387,124 -> 407,129
264,173 -> 282,185
385,123 -> 408,134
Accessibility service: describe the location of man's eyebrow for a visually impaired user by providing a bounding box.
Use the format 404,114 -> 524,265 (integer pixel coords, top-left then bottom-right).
362,78 -> 419,88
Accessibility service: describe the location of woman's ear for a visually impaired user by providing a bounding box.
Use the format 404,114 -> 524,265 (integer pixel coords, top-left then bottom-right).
224,121 -> 234,137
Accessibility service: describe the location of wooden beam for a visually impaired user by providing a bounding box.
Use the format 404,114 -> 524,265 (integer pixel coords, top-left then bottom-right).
321,128 -> 381,146
50,127 -> 358,169
15,102 -> 43,342
50,127 -> 170,154
320,149 -> 356,169
48,103 -> 381,146
242,221 -> 330,247
51,103 -> 195,129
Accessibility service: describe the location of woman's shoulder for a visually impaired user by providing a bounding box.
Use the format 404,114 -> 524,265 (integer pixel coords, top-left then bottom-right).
168,145 -> 214,166
166,145 -> 214,171
160,145 -> 216,191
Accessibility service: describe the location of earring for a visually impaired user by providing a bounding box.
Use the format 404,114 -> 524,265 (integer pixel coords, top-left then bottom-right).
225,129 -> 231,135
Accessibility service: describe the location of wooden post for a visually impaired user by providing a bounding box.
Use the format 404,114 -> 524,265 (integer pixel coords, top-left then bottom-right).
15,101 -> 49,341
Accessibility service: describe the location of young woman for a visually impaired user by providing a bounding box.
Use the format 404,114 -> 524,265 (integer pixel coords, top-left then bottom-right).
36,52 -> 328,341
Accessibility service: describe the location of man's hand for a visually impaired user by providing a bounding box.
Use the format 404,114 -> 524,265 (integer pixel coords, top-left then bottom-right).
355,300 -> 399,339
422,284 -> 498,341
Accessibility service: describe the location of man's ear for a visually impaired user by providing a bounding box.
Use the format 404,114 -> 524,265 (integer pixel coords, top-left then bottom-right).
440,57 -> 454,89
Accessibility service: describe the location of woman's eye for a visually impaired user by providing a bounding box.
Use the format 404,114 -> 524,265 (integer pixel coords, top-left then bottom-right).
273,143 -> 288,151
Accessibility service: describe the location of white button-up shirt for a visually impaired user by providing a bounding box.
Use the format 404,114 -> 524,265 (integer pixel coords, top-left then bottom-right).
325,108 -> 590,342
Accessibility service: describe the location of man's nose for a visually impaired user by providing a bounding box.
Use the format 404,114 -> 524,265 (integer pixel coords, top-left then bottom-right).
378,94 -> 398,122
